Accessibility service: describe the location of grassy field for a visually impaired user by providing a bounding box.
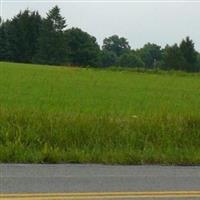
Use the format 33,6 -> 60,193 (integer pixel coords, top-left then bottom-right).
0,62 -> 200,164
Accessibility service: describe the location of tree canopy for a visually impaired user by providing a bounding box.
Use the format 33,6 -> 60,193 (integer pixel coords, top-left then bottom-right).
180,37 -> 197,72
0,6 -> 199,72
118,51 -> 144,68
33,6 -> 67,65
137,43 -> 162,69
0,10 -> 41,63
102,35 -> 130,57
65,28 -> 100,66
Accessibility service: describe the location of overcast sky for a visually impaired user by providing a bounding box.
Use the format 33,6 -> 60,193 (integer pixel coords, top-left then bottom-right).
1,1 -> 200,51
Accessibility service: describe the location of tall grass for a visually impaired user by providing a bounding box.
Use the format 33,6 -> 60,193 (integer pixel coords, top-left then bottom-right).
0,108 -> 200,164
0,62 -> 200,164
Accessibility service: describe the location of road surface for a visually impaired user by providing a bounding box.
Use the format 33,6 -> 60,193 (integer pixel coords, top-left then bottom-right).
0,164 -> 200,199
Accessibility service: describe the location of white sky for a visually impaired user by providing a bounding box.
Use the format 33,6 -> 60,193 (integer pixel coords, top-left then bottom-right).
1,0 -> 200,51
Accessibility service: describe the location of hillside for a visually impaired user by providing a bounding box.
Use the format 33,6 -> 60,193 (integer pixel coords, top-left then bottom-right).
0,62 -> 200,164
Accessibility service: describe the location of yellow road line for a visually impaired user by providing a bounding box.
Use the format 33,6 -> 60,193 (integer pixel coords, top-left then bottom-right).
1,191 -> 200,199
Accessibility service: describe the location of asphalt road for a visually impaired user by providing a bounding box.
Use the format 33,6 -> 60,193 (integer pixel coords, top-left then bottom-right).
0,164 -> 200,199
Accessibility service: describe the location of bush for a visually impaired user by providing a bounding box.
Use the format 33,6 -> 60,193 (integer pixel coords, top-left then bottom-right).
118,51 -> 145,68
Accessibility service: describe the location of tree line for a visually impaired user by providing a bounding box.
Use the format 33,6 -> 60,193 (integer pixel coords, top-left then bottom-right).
0,6 -> 199,72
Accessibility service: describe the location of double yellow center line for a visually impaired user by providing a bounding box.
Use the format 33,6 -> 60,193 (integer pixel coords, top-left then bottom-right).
1,191 -> 200,199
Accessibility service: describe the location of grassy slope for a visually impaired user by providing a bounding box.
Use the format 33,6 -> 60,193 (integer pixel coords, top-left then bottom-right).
0,62 -> 200,164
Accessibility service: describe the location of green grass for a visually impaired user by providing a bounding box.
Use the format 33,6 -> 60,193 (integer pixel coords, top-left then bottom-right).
0,62 -> 200,164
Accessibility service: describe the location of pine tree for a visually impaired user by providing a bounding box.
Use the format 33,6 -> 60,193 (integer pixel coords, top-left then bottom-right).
46,5 -> 66,32
163,44 -> 186,71
1,10 -> 42,63
180,37 -> 197,72
34,6 -> 67,65
0,20 -> 7,61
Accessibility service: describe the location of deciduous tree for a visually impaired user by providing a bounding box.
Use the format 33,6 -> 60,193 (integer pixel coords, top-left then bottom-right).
102,35 -> 130,57
137,43 -> 162,69
118,51 -> 144,68
65,28 -> 100,66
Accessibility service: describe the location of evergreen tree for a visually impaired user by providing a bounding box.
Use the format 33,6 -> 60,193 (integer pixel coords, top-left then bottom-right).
180,37 -> 197,72
163,44 -> 186,71
0,20 -> 8,61
34,6 -> 67,65
47,6 -> 66,32
3,10 -> 41,62
195,52 -> 200,72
